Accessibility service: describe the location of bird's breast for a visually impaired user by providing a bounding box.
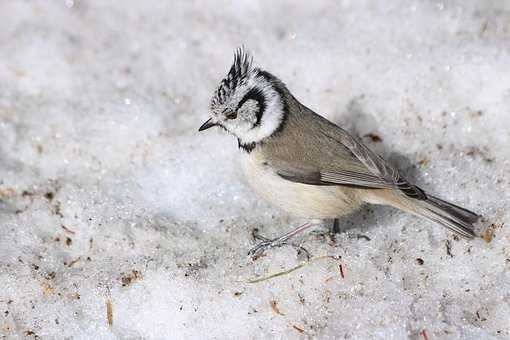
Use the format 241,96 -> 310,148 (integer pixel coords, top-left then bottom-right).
240,151 -> 361,219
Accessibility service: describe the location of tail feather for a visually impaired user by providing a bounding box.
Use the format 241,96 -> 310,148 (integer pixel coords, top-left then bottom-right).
419,195 -> 479,238
426,195 -> 480,224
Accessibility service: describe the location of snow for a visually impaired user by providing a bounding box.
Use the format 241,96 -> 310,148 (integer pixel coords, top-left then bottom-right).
0,1 -> 509,339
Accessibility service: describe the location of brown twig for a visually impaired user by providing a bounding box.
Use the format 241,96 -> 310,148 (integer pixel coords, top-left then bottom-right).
292,325 -> 305,333
61,225 -> 76,235
339,263 -> 346,279
106,300 -> 113,327
270,300 -> 285,316
66,257 -> 81,268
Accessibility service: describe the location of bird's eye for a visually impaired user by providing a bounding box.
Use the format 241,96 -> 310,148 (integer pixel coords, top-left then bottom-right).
226,111 -> 237,120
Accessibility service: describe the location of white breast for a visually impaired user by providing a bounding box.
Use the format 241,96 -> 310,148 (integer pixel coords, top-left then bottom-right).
240,151 -> 362,219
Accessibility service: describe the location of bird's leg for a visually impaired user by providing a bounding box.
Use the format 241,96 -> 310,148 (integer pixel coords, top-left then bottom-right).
248,222 -> 315,257
332,218 -> 341,234
328,218 -> 342,243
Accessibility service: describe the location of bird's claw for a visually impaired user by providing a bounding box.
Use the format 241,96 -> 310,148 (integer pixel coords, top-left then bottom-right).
248,238 -> 311,260
249,223 -> 316,258
248,238 -> 286,257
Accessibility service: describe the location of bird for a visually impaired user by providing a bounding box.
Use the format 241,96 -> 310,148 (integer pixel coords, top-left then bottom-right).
199,48 -> 480,256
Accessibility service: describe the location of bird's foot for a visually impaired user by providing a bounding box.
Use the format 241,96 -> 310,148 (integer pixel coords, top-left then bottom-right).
248,237 -> 286,258
249,228 -> 288,257
249,223 -> 314,258
248,236 -> 311,260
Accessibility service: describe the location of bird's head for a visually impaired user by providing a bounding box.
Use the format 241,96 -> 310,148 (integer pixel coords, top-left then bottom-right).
199,48 -> 286,148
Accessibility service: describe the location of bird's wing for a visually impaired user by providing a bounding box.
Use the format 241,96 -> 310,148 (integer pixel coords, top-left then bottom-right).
267,110 -> 425,199
319,126 -> 426,199
276,164 -> 390,189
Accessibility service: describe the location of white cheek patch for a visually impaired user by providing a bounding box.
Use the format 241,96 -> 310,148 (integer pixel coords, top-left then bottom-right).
234,77 -> 284,144
238,100 -> 258,125
209,69 -> 285,144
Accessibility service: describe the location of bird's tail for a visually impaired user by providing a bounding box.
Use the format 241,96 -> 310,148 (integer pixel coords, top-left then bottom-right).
384,192 -> 480,238
408,194 -> 480,238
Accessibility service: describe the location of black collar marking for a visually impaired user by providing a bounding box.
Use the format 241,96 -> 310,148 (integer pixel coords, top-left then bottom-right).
238,139 -> 257,153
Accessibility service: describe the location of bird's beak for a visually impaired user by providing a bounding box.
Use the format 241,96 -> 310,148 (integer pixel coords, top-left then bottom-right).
198,118 -> 217,132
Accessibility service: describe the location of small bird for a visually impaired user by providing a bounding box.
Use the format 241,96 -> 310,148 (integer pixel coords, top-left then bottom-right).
199,48 -> 480,256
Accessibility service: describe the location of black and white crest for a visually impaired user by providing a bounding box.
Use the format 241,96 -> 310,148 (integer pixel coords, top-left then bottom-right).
211,47 -> 254,108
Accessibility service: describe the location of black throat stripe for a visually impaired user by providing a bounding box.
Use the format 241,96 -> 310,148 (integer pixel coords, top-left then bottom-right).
238,139 -> 257,153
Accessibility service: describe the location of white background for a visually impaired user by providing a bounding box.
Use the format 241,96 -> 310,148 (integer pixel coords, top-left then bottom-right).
0,1 -> 509,339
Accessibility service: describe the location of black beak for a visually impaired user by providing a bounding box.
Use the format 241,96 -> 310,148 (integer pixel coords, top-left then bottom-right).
198,118 -> 217,132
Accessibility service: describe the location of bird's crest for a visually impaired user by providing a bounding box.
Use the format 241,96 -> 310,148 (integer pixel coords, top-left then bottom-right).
211,47 -> 255,108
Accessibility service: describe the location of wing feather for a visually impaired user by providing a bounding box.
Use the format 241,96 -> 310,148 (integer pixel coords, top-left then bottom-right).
262,102 -> 426,200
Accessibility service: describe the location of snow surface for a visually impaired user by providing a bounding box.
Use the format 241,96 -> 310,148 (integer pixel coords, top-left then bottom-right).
0,1 -> 509,339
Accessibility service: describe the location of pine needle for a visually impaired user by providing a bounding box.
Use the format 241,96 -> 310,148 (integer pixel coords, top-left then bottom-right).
247,255 -> 341,284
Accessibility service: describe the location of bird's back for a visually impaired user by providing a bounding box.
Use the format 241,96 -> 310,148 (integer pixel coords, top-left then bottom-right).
260,95 -> 371,177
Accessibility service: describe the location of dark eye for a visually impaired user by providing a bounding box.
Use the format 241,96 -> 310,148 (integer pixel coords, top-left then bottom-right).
225,111 -> 237,120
